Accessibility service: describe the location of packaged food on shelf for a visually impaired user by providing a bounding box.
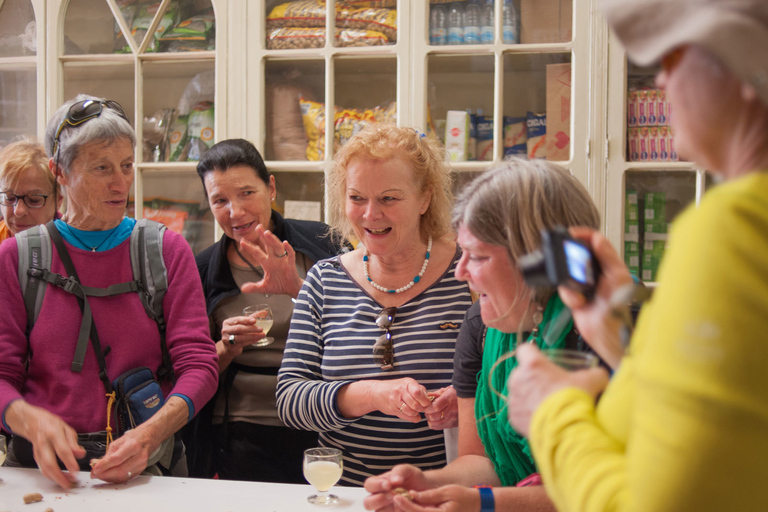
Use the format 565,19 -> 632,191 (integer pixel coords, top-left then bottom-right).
503,116 -> 527,157
546,62 -> 571,161
300,98 -> 396,160
503,0 -> 519,44
520,0 -> 571,43
171,101 -> 214,162
266,1 -> 397,44
644,192 -> 665,224
266,27 -> 389,49
626,86 -> 679,162
475,114 -> 494,161
641,239 -> 666,282
467,110 -> 477,161
127,197 -> 213,253
526,111 -> 547,159
445,110 -> 470,161
624,240 -> 640,277
143,108 -> 175,162
326,0 -> 396,8
625,189 -> 639,222
159,11 -> 215,45
118,1 -> 180,53
168,114 -> 188,161
267,83 -> 314,160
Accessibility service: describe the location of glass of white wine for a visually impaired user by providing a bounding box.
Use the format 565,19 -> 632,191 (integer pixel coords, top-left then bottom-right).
0,433 -> 6,465
243,304 -> 275,347
303,447 -> 343,505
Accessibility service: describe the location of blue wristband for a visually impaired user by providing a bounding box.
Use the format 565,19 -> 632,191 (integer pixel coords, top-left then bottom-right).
474,485 -> 495,512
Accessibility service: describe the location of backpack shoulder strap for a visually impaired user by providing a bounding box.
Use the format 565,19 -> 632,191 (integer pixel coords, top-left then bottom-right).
131,219 -> 174,382
17,224 -> 53,334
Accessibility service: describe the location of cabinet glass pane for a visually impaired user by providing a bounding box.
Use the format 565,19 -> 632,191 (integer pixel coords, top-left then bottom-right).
264,59 -> 324,161
452,170 -> 483,198
63,62 -> 135,123
143,60 -> 215,162
334,56 -> 396,153
428,54 -> 493,161
623,170 -> 696,282
0,0 -> 36,57
130,170 -> 214,255
0,68 -> 35,145
520,0 -> 571,44
626,62 -> 683,163
503,52 -> 571,161
272,171 -> 325,222
64,0 -> 122,55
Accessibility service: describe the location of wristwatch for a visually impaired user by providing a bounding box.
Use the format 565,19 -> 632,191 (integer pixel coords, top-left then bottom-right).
473,485 -> 495,512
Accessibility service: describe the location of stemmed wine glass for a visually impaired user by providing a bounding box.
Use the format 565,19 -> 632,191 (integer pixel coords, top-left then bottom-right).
243,304 -> 274,347
0,433 -> 6,465
303,448 -> 343,505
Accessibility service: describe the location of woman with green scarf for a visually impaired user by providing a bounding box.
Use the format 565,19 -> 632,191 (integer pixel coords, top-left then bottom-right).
363,160 -> 617,512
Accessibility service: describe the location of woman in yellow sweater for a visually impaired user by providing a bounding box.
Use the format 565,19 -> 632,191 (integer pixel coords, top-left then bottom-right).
506,1 -> 768,511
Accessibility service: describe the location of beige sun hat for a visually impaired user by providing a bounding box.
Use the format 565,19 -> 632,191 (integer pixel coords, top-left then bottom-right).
603,0 -> 768,107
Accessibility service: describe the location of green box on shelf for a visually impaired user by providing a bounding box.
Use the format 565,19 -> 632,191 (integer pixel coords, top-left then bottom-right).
643,239 -> 666,256
641,251 -> 663,282
625,189 -> 639,222
625,240 -> 640,255
644,192 -> 666,223
625,219 -> 639,238
644,221 -> 668,234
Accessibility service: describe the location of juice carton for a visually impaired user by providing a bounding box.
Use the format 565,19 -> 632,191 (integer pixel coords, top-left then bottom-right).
647,90 -> 658,126
628,127 -> 640,161
659,126 -> 670,161
627,90 -> 638,127
445,110 -> 469,162
649,126 -> 660,161
526,112 -> 547,159
504,116 -> 527,157
638,127 -> 650,161
657,89 -> 668,125
476,115 -> 494,161
637,90 -> 648,126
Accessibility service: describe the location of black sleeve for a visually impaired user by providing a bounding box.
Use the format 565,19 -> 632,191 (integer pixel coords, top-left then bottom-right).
453,301 -> 486,399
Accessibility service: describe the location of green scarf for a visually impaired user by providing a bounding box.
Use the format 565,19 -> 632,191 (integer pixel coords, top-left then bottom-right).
474,294 -> 573,486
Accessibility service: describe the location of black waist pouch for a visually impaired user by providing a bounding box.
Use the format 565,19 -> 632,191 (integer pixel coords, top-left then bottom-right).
113,367 -> 165,435
8,432 -> 109,471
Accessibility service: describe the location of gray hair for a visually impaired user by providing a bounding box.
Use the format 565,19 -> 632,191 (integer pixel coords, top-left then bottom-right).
44,94 -> 135,174
453,158 -> 601,304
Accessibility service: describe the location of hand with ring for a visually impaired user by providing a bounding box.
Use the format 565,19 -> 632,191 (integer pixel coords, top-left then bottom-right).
239,224 -> 304,298
216,315 -> 267,372
424,386 -> 459,430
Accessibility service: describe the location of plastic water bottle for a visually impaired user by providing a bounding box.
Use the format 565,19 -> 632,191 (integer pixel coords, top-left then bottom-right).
448,2 -> 464,45
480,0 -> 494,44
503,0 -> 519,44
430,3 -> 448,45
463,0 -> 481,45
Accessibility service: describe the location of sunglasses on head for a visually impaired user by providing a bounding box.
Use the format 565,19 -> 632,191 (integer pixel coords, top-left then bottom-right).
373,307 -> 397,371
52,99 -> 130,156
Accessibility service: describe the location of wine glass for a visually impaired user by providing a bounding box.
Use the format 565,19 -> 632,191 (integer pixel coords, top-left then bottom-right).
243,304 -> 275,347
303,447 -> 343,505
0,434 -> 6,465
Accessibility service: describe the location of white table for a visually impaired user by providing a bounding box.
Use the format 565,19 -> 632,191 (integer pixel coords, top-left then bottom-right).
0,467 -> 368,511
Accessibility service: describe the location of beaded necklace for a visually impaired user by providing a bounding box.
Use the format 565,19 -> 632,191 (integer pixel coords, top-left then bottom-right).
363,236 -> 432,294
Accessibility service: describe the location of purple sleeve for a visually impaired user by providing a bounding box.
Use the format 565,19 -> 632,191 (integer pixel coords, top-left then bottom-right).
160,231 -> 218,419
0,240 -> 28,430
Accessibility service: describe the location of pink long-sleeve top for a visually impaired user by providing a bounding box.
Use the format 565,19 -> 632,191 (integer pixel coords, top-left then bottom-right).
0,229 -> 218,433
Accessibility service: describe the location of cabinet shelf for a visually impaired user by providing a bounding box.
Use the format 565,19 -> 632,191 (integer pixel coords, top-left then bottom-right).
263,46 -> 399,58
624,161 -> 697,172
266,161 -> 326,173
0,56 -> 36,69
427,42 -> 572,55
137,162 -> 200,172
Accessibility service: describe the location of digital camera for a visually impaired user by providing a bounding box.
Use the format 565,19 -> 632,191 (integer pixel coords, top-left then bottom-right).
518,226 -> 600,299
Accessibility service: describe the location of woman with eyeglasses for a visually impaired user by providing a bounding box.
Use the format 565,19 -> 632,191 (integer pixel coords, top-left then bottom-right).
0,94 -> 218,488
276,125 -> 473,486
185,138 -> 348,483
364,160 -> 603,511
0,139 -> 62,243
502,1 -> 768,511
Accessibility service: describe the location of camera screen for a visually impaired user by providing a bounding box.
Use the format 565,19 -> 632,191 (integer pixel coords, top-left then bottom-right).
563,240 -> 594,285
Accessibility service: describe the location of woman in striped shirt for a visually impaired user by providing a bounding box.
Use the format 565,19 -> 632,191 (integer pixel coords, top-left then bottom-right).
276,126 -> 473,486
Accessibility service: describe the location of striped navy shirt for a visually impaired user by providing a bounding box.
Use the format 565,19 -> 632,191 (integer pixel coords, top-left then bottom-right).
276,252 -> 472,486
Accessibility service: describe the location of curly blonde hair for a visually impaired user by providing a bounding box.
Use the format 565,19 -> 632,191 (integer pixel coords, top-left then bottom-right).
326,125 -> 454,244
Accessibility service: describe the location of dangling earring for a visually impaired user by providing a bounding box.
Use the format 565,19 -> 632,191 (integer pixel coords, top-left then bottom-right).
528,304 -> 545,344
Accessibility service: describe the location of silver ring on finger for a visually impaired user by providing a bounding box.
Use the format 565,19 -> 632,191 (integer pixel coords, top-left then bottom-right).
127,471 -> 132,478
399,402 -> 406,412
228,334 -> 236,345
277,250 -> 288,258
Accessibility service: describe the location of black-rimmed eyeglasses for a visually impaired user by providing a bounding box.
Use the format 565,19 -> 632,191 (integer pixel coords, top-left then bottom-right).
0,192 -> 49,209
373,307 -> 396,371
52,99 -> 130,156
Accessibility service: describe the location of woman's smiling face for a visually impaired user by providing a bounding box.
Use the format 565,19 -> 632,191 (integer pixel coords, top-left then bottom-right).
204,164 -> 276,245
345,156 -> 431,258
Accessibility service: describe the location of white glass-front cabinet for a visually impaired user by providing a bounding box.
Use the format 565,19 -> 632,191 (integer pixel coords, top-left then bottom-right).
0,0 -> 42,146
248,0 -> 597,224
604,32 -> 710,283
